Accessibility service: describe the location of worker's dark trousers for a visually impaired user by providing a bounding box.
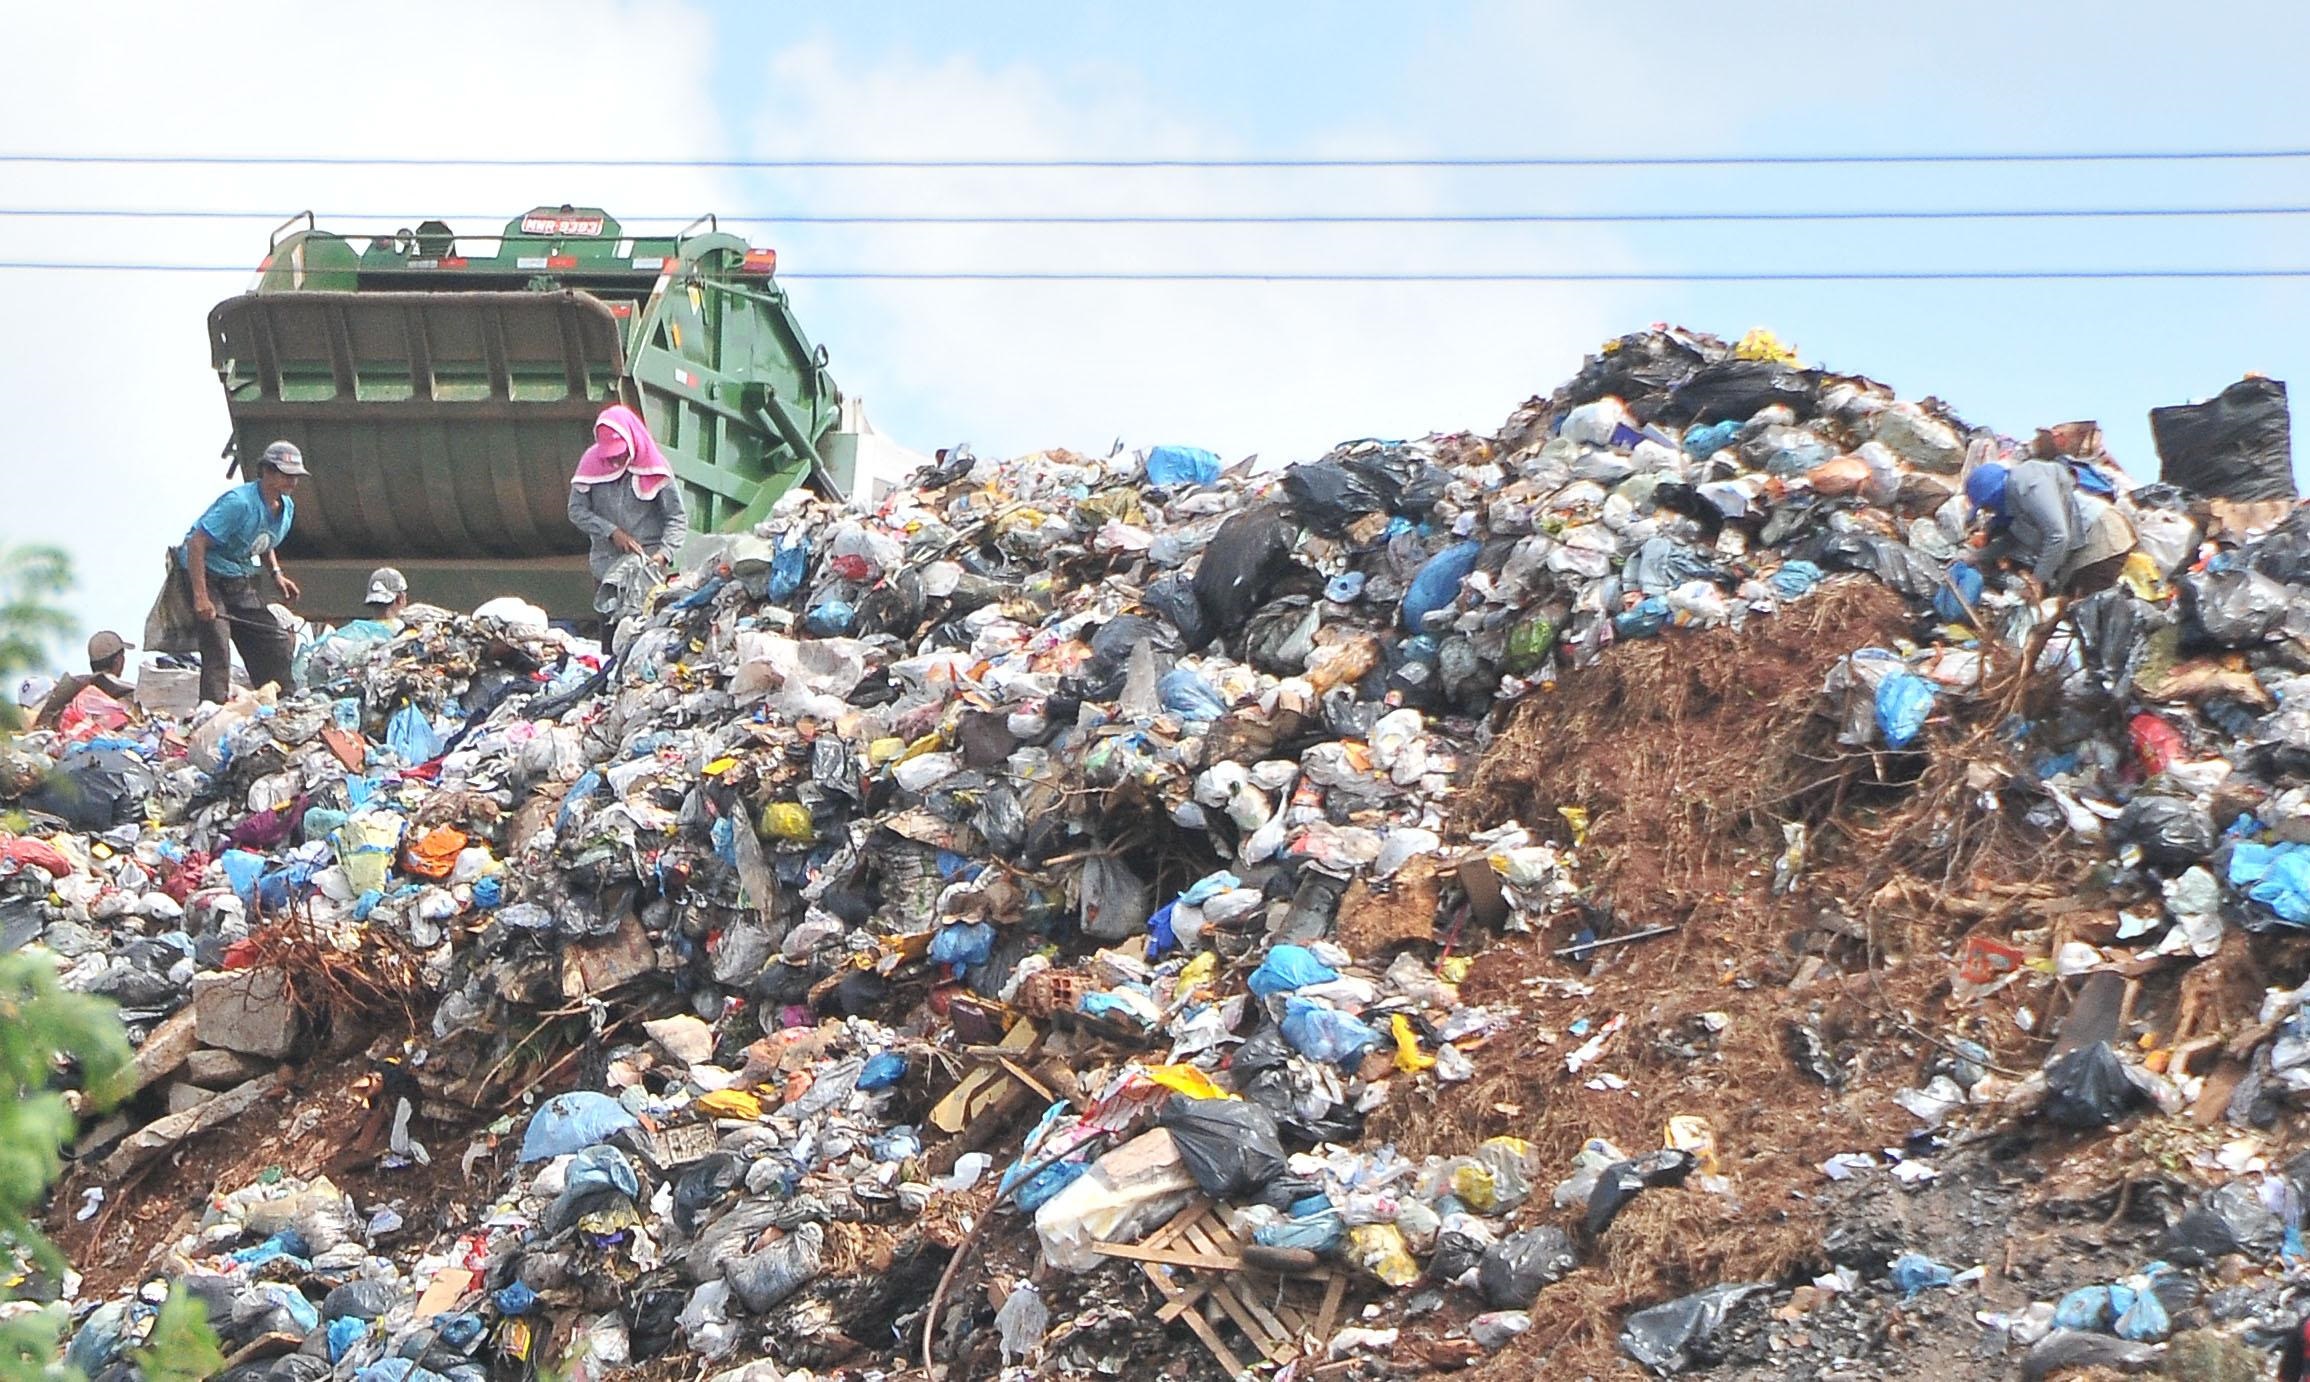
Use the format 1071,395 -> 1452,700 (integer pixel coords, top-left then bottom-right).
196,575 -> 295,704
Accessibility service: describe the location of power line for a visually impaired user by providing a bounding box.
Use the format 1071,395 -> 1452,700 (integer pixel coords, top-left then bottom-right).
9,205 -> 2310,227
7,260 -> 2310,283
4,148 -> 2310,171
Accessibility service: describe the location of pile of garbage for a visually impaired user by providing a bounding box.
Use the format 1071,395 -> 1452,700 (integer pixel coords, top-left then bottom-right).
16,325 -> 2310,1378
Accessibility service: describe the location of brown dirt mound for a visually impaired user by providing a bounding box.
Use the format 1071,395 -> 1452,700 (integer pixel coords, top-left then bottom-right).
1372,578 -> 2057,1378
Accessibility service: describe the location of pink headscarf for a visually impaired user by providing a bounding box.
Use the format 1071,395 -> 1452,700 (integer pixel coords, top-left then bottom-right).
572,404 -> 674,500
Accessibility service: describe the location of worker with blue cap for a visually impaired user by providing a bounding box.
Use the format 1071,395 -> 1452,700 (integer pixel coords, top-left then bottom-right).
1965,456 -> 2134,597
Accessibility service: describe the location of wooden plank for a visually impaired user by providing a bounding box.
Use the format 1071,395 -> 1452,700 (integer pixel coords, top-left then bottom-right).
1092,1240 -> 1243,1272
1217,1275 -> 1293,1355
1316,1271 -> 1347,1339
1202,1284 -> 1277,1361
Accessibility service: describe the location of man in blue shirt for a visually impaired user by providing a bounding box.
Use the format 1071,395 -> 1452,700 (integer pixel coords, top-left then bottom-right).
182,440 -> 306,704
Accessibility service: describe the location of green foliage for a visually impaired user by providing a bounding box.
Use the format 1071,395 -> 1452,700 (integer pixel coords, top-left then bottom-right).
0,955 -> 218,1380
0,545 -> 75,734
126,1291 -> 224,1382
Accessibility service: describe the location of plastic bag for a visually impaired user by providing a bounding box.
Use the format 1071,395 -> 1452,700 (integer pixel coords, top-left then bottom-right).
2116,796 -> 2215,869
519,1091 -> 639,1162
385,703 -> 445,763
1035,1129 -> 1199,1272
1157,667 -> 1227,723
1247,945 -> 1337,998
1889,1251 -> 1955,1298
2163,1181 -> 2284,1265
1282,462 -> 1388,535
723,1222 -> 824,1313
1874,674 -> 1935,749
1401,541 -> 1483,631
1348,1223 -> 1420,1287
1477,1227 -> 1577,1308
1141,575 -> 1213,647
1618,1283 -> 1767,1372
25,748 -> 155,831
995,1282 -> 1049,1367
1192,504 -> 1298,642
1079,855 -> 1152,941
1280,998 -> 1380,1066
2182,567 -> 2291,646
1140,444 -> 1219,488
1156,1095 -> 1286,1197
2042,1041 -> 2146,1130
929,921 -> 994,970
2151,376 -> 2295,501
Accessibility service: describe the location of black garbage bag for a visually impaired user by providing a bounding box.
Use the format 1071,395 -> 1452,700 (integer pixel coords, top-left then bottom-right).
1427,1224 -> 1493,1284
24,749 -> 155,832
2042,1040 -> 2148,1129
321,1278 -> 403,1321
2181,567 -> 2291,647
2072,587 -> 2173,687
1282,462 -> 1387,536
674,1152 -> 746,1234
1554,332 -> 1708,417
1191,504 -> 1299,643
1156,1094 -> 1287,1197
1585,1149 -> 1697,1239
2020,1330 -> 2159,1381
2163,1181 -> 2284,1265
1646,360 -> 1819,426
2115,795 -> 2217,868
1140,574 -> 1213,647
1619,1283 -> 1769,1373
1337,450 -> 1451,517
2151,376 -> 2295,502
1245,597 -> 1321,677
1478,1227 -> 1579,1308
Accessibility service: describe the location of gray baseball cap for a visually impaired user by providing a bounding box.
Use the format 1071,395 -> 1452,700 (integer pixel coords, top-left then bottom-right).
259,440 -> 308,476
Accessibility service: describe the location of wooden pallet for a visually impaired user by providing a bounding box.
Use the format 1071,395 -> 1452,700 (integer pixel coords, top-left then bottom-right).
1093,1198 -> 1350,1379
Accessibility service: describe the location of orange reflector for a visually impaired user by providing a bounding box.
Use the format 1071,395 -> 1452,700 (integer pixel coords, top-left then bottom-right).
740,248 -> 778,275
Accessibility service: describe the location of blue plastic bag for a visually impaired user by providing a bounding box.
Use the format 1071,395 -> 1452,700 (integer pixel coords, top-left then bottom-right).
1932,563 -> 1984,624
1875,674 -> 1936,749
221,849 -> 266,905
1145,445 -> 1221,488
767,534 -> 809,602
2053,1284 -> 2114,1332
804,599 -> 857,637
1612,597 -> 1671,640
858,1052 -> 908,1090
1158,667 -> 1227,723
1401,541 -> 1483,631
327,1315 -> 368,1362
1011,1159 -> 1088,1212
1682,419 -> 1742,457
386,703 -> 445,763
2114,1283 -> 2170,1341
1767,560 -> 1824,602
1280,998 -> 1380,1066
562,1144 -> 641,1200
519,1091 -> 639,1162
557,770 -> 602,832
471,875 -> 504,909
494,1281 -> 539,1316
1254,1207 -> 1345,1253
2251,849 -> 2310,926
1147,901 -> 1178,956
1889,1251 -> 1954,1298
930,920 -> 995,969
1248,945 -> 1337,999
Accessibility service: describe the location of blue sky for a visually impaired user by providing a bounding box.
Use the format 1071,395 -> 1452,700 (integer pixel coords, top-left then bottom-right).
5,0 -> 2309,650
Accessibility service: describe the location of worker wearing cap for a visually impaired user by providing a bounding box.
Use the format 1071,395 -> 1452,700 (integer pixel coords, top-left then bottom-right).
182,440 -> 305,704
1965,459 -> 2135,597
297,567 -> 409,688
30,631 -> 138,730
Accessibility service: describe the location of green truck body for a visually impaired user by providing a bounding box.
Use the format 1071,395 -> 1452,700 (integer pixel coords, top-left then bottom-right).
208,207 -> 854,619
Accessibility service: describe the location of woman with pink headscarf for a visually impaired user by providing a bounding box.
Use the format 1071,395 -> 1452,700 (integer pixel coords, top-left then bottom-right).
568,403 -> 688,611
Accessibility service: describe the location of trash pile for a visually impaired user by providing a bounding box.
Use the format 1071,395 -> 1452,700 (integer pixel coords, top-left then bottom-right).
16,325 -> 2310,1378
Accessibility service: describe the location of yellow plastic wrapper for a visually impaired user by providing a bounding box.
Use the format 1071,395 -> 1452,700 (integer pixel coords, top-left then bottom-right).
334,814 -> 404,896
1391,1014 -> 1436,1073
758,802 -> 816,843
1450,1161 -> 1500,1214
1348,1223 -> 1420,1287
702,756 -> 738,777
1172,951 -> 1217,1002
1664,1115 -> 1719,1176
1438,956 -> 1473,985
2118,551 -> 2167,601
866,737 -> 908,766
1733,326 -> 1800,365
695,1089 -> 765,1121
1145,1064 -> 1231,1101
1557,805 -> 1590,845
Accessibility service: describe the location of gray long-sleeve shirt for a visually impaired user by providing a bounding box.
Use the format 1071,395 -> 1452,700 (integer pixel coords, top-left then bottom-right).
568,477 -> 688,580
1987,459 -> 2084,585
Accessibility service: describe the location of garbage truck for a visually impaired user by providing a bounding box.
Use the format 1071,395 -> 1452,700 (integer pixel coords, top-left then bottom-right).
208,206 -> 909,620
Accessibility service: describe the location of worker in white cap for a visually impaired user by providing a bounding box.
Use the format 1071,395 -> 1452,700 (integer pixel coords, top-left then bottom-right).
360,567 -> 411,625
31,630 -> 138,729
179,439 -> 306,703
297,567 -> 411,688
